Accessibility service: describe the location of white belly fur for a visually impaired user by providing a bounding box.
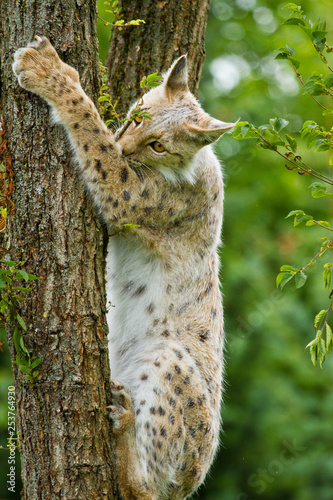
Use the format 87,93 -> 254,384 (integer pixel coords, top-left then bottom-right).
106,235 -> 164,385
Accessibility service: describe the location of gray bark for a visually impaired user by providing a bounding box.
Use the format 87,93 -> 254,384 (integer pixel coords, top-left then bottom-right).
0,1 -> 118,498
106,0 -> 210,117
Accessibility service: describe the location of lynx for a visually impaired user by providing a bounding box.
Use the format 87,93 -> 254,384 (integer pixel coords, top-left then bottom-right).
13,37 -> 234,499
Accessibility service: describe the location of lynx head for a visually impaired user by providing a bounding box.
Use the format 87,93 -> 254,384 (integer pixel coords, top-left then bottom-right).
118,55 -> 234,183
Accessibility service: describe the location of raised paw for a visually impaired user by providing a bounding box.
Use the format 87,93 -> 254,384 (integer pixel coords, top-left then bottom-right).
108,380 -> 135,435
12,36 -> 79,98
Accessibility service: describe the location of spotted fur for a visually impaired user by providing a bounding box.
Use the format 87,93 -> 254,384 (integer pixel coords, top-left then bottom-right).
13,37 -> 234,500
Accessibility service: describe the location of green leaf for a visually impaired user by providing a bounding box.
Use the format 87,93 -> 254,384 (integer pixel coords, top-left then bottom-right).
17,270 -> 29,282
294,214 -> 312,226
316,139 -> 331,152
276,272 -> 285,287
295,271 -> 307,288
285,134 -> 297,152
0,276 -> 6,288
319,338 -> 326,368
305,337 -> 319,349
323,268 -> 332,289
19,365 -> 31,374
318,220 -> 330,228
286,45 -> 295,56
146,72 -> 162,84
312,31 -> 327,45
280,265 -> 296,272
306,131 -> 321,149
98,95 -> 111,102
16,313 -> 27,331
286,209 -> 304,219
276,272 -> 294,289
31,358 -> 42,370
275,51 -> 300,69
140,76 -> 147,88
309,344 -> 318,366
309,182 -> 333,199
326,324 -> 333,355
314,309 -> 326,330
232,122 -> 258,140
27,273 -> 40,281
283,18 -> 306,26
270,117 -> 289,132
0,259 -> 16,266
123,224 -> 141,230
283,3 -> 302,12
264,129 -> 285,146
12,286 -> 33,292
16,353 -> 23,366
13,327 -> 29,356
127,19 -> 145,26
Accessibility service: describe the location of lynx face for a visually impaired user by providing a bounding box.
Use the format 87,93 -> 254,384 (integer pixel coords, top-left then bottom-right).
119,56 -> 234,183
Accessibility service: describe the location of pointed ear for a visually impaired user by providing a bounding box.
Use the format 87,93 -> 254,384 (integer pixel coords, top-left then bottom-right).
164,55 -> 188,95
187,118 -> 236,145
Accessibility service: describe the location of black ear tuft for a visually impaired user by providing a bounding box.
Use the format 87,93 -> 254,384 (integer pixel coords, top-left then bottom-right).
165,55 -> 188,93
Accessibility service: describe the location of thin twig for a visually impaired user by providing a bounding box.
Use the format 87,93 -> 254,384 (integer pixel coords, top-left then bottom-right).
254,131 -> 333,185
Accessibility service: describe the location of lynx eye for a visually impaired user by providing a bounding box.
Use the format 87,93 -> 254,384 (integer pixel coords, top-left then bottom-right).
133,115 -> 143,125
150,141 -> 166,153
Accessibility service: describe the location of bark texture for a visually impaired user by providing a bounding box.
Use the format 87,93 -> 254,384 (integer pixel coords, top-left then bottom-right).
0,0 -> 210,498
0,1 -> 118,499
106,0 -> 210,116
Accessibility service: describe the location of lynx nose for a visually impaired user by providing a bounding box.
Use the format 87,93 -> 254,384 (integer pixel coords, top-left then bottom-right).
118,137 -> 135,157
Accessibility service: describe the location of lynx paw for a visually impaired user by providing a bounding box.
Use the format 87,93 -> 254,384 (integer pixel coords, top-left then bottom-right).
12,36 -> 79,96
108,380 -> 135,435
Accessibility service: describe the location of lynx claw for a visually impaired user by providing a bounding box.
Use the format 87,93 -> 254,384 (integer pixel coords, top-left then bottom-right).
108,380 -> 135,434
110,380 -> 134,411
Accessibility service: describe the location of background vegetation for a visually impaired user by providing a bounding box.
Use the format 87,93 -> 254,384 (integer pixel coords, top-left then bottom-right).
1,1 -> 332,498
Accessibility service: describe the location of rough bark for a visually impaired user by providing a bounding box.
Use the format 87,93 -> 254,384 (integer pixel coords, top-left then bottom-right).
0,1 -> 118,499
106,0 -> 210,116
0,0 -> 210,498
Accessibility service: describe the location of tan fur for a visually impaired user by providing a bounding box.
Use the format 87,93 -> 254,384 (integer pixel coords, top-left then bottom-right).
13,37 -> 234,499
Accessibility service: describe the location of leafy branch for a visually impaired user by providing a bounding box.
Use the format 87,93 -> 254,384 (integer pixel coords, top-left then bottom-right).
232,119 -> 333,185
98,0 -> 145,28
0,260 -> 41,382
232,4 -> 333,367
115,72 -> 163,141
99,63 -> 162,134
306,305 -> 333,368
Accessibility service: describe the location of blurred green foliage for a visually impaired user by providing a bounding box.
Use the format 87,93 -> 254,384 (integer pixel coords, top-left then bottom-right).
197,0 -> 333,499
1,1 -> 333,499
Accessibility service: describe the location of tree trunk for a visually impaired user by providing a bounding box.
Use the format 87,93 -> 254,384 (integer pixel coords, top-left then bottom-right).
106,0 -> 210,116
0,2 -> 119,499
0,0 -> 210,498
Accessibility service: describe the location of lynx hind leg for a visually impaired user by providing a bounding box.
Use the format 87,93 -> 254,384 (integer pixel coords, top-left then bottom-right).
109,381 -> 155,500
